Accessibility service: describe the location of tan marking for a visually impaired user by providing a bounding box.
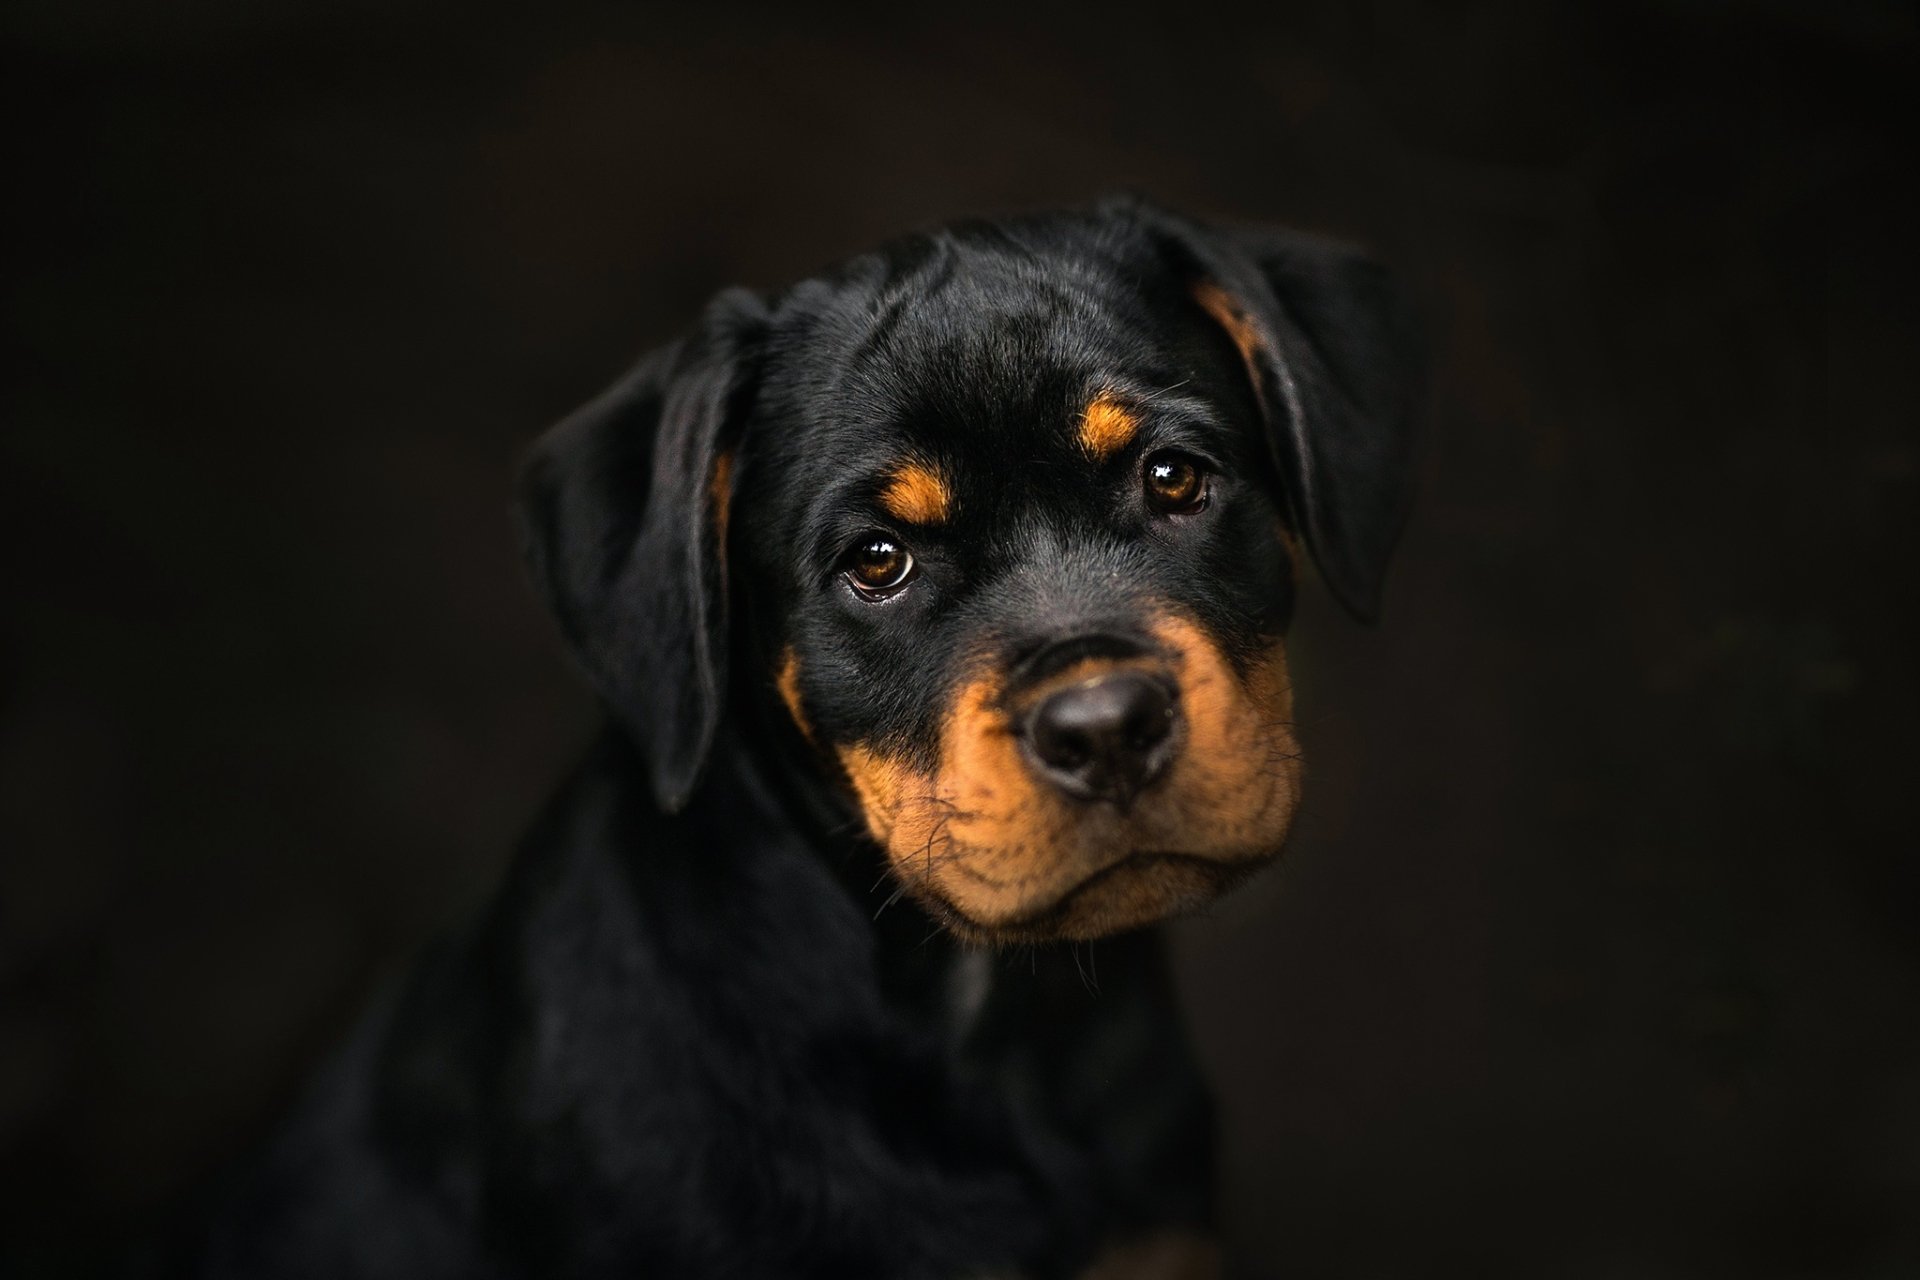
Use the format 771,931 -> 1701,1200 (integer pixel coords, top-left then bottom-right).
1077,391 -> 1140,461
1192,280 -> 1262,367
836,743 -> 916,847
775,647 -> 814,744
879,461 -> 951,525
1192,280 -> 1271,418
837,610 -> 1301,943
709,450 -> 734,553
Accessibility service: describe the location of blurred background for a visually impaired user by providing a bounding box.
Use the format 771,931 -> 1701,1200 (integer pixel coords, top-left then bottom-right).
4,1 -> 1917,1275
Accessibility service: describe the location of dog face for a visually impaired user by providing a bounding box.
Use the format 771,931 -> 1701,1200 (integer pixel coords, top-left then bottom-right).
521,201 -> 1419,944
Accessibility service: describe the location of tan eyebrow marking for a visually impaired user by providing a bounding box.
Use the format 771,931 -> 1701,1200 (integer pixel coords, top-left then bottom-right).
1078,391 -> 1140,461
879,461 -> 952,525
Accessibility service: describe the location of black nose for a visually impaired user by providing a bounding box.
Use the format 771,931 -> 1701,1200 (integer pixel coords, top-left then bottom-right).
1022,671 -> 1180,807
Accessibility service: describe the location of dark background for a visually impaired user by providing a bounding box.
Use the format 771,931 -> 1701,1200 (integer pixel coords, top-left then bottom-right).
4,1 -> 1917,1275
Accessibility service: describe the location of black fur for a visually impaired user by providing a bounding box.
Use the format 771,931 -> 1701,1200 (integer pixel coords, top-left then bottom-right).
519,287 -> 767,811
166,200 -> 1417,1278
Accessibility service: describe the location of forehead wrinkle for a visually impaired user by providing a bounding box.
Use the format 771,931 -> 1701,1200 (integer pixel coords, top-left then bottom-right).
830,251 -> 1153,437
852,269 -> 1106,389
842,242 -> 962,376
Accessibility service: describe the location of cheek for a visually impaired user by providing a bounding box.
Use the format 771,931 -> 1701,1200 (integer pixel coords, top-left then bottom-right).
1193,499 -> 1297,632
835,742 -> 918,846
837,678 -> 1062,869
1141,618 -> 1301,855
926,679 -> 1088,878
833,673 -> 1084,928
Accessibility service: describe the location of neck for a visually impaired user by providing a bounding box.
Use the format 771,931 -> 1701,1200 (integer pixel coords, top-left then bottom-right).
701,716 -> 982,1027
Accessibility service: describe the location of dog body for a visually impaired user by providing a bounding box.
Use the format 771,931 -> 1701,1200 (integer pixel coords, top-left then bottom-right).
181,201 -> 1417,1278
193,733 -> 1211,1278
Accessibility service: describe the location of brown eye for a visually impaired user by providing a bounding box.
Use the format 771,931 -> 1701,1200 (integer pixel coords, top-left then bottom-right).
1143,452 -> 1209,515
843,536 -> 916,597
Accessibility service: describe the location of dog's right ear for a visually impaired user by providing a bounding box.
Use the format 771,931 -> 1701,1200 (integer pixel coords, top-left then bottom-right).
1118,200 -> 1423,623
517,288 -> 766,813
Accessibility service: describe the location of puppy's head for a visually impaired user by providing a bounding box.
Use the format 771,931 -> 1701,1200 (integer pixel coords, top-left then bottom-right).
521,201 -> 1420,943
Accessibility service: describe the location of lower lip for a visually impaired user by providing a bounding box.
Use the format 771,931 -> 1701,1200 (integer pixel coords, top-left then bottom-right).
1010,850 -> 1238,924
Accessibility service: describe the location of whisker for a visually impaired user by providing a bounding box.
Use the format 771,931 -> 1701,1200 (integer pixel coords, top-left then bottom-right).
1072,943 -> 1097,996
872,879 -> 913,921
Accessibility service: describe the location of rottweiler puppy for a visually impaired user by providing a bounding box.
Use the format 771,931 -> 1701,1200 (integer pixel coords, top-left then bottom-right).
179,198 -> 1418,1279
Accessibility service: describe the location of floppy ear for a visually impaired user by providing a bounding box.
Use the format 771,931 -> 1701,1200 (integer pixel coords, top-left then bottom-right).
517,288 -> 765,811
1143,210 -> 1422,621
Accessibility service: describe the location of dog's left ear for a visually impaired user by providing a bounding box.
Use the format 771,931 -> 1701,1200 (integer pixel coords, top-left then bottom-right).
1136,207 -> 1423,622
518,288 -> 766,812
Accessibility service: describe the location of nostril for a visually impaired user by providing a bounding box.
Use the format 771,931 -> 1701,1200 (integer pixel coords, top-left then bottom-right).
1042,725 -> 1093,769
1121,687 -> 1175,744
1120,687 -> 1175,751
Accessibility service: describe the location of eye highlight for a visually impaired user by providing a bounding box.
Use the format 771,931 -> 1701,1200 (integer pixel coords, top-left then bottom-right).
841,535 -> 917,599
1143,451 -> 1210,515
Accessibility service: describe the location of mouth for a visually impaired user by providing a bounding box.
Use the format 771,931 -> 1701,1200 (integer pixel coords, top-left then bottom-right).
931,847 -> 1277,944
